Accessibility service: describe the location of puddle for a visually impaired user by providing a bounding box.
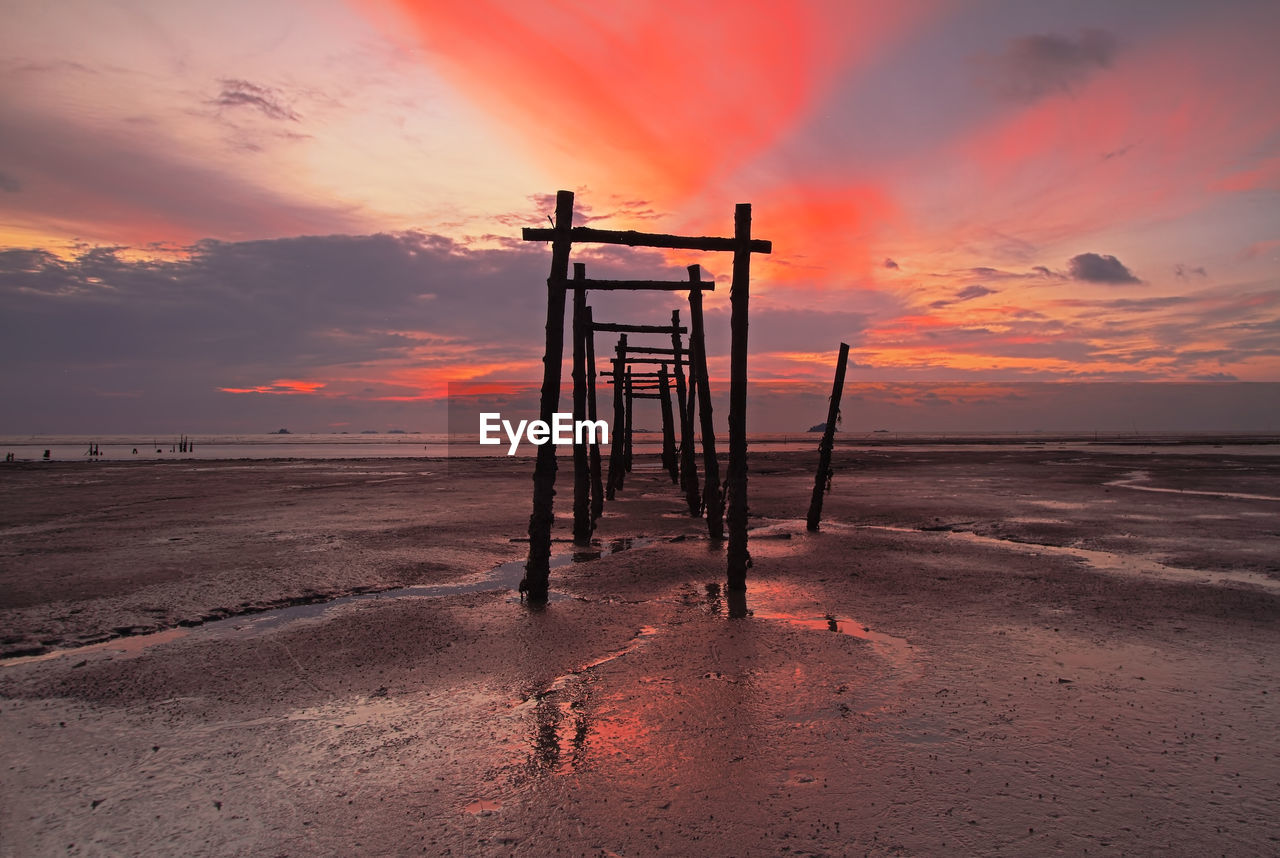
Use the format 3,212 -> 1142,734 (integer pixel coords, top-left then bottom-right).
518,624 -> 661,775
3,539 -> 655,668
1107,470 -> 1280,502
463,799 -> 503,816
857,524 -> 1280,595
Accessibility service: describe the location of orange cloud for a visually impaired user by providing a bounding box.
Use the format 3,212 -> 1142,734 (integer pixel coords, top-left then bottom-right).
365,0 -> 933,203
219,378 -> 328,395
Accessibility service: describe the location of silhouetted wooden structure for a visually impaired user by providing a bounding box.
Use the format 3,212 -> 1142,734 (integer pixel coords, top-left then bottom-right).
520,190 -> 771,601
807,342 -> 850,532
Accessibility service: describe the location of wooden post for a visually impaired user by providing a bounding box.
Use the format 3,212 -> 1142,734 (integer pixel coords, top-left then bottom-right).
522,190 -> 574,601
726,203 -> 751,592
584,305 -> 605,525
658,363 -> 678,483
672,310 -> 700,515
807,342 -> 850,532
687,266 -> 723,539
607,335 -> 627,497
571,263 -> 591,545
624,367 -> 634,473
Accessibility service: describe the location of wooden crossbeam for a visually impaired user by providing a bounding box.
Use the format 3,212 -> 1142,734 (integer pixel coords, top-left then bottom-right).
625,346 -> 677,355
610,357 -> 678,366
560,277 -> 714,292
593,322 -> 686,334
631,392 -> 663,400
524,225 -> 772,255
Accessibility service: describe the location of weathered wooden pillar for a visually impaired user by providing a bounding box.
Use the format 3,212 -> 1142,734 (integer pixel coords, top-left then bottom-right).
607,335 -> 627,497
688,266 -> 723,539
571,263 -> 591,545
584,305 -> 605,525
672,310 -> 700,515
807,342 -> 850,532
726,203 -> 752,591
522,190 -> 574,601
658,363 -> 678,482
624,367 -> 634,473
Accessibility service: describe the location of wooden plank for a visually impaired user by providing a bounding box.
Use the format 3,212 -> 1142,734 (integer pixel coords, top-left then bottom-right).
558,277 -> 715,292
524,224 -> 771,255
625,346 -> 678,355
592,323 -> 686,334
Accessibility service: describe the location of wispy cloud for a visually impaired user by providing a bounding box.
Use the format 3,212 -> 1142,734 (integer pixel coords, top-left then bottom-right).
212,78 -> 300,122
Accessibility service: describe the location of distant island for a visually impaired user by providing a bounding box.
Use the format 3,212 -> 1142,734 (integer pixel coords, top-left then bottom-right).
273,428 -> 291,435
807,423 -> 839,433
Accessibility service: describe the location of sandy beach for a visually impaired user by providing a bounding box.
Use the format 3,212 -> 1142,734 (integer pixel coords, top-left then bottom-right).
2,447 -> 1279,856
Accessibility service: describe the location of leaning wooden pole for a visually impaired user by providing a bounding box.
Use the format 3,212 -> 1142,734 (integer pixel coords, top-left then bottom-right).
658,363 -> 678,483
522,190 -> 574,600
688,266 -> 723,539
584,305 -> 605,525
726,203 -> 752,592
571,263 -> 592,545
607,335 -> 627,498
806,342 -> 850,532
672,310 -> 700,515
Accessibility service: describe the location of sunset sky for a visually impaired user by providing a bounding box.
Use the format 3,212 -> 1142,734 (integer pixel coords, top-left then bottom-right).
2,0 -> 1278,433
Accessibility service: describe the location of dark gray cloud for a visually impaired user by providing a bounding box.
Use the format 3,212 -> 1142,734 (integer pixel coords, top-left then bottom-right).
1,231 -> 807,431
1174,263 -> 1208,279
931,283 -> 997,308
1068,252 -> 1141,284
0,170 -> 19,192
982,29 -> 1118,102
212,79 -> 300,122
883,257 -> 899,270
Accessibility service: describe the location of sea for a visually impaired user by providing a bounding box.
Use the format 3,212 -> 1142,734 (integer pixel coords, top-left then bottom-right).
2,432 -> 1277,462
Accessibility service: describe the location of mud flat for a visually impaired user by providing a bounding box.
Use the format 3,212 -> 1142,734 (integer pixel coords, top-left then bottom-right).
2,449 -> 1279,856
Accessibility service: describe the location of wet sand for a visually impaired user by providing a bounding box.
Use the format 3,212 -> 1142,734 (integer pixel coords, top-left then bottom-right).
2,449 -> 1279,856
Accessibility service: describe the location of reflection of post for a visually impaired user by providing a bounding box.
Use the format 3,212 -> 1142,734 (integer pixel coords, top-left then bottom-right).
522,190 -> 574,601
607,335 -> 627,497
658,363 -> 677,482
624,367 -> 634,473
571,263 -> 591,545
688,265 -> 723,539
726,203 -> 752,592
672,310 -> 700,515
584,305 -> 604,525
807,342 -> 850,532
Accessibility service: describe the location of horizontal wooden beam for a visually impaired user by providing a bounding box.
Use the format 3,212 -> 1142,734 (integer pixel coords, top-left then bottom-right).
593,323 -> 686,334
562,277 -> 715,292
524,225 -> 772,254
631,392 -> 663,400
614,357 -> 680,365
626,346 -> 677,355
